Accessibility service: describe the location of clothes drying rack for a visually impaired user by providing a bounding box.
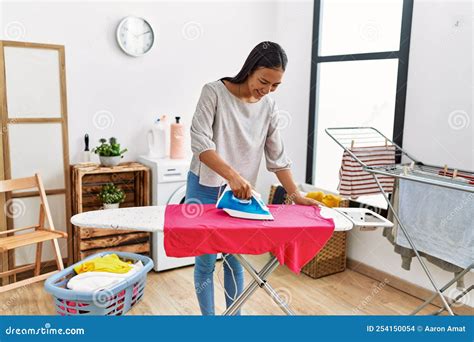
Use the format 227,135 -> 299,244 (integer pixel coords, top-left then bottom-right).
325,127 -> 474,316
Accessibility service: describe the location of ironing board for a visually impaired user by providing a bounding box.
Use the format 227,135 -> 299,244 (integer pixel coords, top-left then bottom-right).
71,205 -> 353,315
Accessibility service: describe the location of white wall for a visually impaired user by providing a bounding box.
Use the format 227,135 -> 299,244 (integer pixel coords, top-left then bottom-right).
2,0 -> 471,308
256,0 -> 314,200
347,0 -> 474,307
404,0 -> 473,170
1,1 -> 278,164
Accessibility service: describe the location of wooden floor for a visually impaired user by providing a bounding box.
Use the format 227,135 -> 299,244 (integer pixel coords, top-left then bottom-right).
0,254 -> 445,315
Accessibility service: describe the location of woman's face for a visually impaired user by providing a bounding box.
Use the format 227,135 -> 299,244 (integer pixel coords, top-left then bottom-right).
246,67 -> 284,100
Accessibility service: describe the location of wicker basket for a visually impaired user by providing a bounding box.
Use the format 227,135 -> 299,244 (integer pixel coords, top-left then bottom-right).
268,184 -> 349,279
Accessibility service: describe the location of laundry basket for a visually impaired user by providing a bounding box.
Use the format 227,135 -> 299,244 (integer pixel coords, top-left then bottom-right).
44,251 -> 154,315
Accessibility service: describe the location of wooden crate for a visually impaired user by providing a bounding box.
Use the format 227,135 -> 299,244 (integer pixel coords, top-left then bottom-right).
71,162 -> 151,262
268,184 -> 349,279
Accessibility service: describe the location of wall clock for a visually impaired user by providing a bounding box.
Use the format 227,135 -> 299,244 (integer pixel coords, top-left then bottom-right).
116,16 -> 155,57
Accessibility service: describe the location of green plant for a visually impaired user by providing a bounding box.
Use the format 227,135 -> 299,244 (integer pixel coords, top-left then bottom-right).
98,183 -> 125,204
93,137 -> 128,157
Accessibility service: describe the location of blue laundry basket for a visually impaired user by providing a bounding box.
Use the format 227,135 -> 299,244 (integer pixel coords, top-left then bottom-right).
44,251 -> 154,315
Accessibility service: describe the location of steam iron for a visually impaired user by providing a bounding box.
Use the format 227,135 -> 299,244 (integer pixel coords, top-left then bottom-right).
216,186 -> 274,220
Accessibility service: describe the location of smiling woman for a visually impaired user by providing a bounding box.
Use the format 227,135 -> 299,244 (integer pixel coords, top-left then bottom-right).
186,41 -> 321,316
220,42 -> 287,103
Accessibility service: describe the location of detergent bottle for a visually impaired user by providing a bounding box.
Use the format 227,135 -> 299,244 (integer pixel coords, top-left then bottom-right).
147,117 -> 167,158
170,116 -> 185,159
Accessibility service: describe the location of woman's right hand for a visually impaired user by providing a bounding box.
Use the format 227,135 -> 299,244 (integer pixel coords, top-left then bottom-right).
227,172 -> 253,200
198,150 -> 253,199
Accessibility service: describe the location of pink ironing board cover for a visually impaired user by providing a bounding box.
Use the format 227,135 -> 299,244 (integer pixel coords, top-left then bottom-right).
164,204 -> 335,274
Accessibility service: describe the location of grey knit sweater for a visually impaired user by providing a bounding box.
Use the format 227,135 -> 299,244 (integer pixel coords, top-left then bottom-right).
189,80 -> 292,187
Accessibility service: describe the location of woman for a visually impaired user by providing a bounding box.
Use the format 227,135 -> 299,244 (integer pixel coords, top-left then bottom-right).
187,41 -> 319,315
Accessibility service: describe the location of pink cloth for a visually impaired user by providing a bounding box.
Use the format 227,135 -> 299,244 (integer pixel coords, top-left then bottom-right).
164,204 -> 335,274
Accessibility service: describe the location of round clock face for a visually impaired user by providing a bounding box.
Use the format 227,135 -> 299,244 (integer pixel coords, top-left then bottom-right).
116,17 -> 154,57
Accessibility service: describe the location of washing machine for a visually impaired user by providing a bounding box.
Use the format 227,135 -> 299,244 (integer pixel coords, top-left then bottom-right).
138,155 -> 195,271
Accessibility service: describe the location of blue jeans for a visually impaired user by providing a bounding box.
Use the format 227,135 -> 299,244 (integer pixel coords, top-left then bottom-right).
185,171 -> 244,315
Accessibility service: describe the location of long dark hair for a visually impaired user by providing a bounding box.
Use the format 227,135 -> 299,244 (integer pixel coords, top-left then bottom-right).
221,41 -> 288,84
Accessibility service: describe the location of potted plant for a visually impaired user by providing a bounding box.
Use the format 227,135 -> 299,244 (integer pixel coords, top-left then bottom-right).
93,137 -> 128,167
98,183 -> 125,209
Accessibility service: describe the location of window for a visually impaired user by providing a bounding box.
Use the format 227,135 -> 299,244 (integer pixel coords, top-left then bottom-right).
306,0 -> 413,202
319,0 -> 404,56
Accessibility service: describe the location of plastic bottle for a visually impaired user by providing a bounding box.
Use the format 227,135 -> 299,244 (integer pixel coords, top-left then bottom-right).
160,114 -> 170,157
170,116 -> 185,159
147,117 -> 167,158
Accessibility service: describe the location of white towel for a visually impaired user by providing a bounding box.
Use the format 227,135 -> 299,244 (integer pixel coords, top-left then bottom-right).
67,261 -> 144,292
396,180 -> 474,269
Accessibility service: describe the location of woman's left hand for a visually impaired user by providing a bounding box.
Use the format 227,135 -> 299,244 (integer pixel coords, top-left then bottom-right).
293,195 -> 321,206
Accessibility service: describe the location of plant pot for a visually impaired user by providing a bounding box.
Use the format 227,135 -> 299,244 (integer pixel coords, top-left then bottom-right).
103,203 -> 120,210
99,156 -> 122,167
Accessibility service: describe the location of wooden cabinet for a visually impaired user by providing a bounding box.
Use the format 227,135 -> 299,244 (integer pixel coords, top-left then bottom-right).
71,162 -> 151,262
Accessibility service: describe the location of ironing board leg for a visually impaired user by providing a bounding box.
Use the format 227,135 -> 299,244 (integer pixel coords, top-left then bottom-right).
223,255 -> 295,315
372,174 -> 455,316
235,254 -> 295,315
222,256 -> 277,316
411,263 -> 473,315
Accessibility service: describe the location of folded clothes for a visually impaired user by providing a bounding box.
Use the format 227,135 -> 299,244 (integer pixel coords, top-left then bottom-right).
67,261 -> 144,292
73,253 -> 132,274
305,191 -> 342,207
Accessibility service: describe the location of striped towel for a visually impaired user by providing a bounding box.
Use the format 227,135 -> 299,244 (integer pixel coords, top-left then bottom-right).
338,145 -> 396,197
437,169 -> 474,185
